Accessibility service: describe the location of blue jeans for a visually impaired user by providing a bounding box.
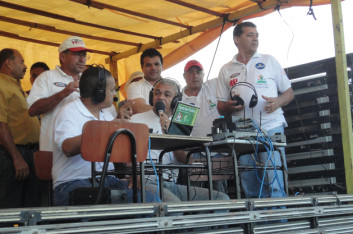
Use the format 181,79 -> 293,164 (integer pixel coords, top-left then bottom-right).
239,125 -> 287,198
54,176 -> 157,206
145,179 -> 230,202
191,153 -> 228,194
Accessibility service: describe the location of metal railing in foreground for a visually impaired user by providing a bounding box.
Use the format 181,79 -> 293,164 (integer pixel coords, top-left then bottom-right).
1,194 -> 353,233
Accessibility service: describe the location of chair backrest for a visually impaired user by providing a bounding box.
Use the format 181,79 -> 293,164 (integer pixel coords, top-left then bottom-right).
33,151 -> 53,181
81,120 -> 149,163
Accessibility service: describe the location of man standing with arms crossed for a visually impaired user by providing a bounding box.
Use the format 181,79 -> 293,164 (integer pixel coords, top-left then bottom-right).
216,22 -> 294,199
181,60 -> 227,193
127,48 -> 163,114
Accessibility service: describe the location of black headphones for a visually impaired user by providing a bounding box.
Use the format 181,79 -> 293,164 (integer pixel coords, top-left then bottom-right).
229,81 -> 258,108
149,78 -> 182,110
91,64 -> 107,104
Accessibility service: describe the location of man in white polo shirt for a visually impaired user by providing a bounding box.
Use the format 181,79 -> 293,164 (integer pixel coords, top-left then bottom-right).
180,60 -> 227,193
27,36 -> 90,151
127,48 -> 163,114
216,22 -> 294,199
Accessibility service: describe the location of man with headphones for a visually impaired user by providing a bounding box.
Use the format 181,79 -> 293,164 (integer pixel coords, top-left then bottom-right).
216,22 -> 294,200
131,78 -> 229,202
52,65 -> 155,206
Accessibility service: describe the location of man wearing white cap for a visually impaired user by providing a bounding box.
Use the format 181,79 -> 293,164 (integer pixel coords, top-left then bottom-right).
27,36 -> 91,151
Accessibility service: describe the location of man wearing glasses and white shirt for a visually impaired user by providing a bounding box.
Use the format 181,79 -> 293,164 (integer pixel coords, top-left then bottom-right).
27,36 -> 91,152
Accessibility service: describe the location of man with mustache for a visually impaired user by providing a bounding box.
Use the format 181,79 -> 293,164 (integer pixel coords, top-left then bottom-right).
0,48 -> 40,208
27,36 -> 90,152
216,22 -> 294,199
131,78 -> 229,202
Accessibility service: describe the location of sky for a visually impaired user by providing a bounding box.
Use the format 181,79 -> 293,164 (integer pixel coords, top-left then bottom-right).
162,1 -> 353,87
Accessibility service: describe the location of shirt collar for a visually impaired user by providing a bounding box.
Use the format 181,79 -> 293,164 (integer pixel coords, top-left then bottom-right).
55,65 -> 82,79
0,72 -> 22,87
75,98 -> 103,120
232,52 -> 261,64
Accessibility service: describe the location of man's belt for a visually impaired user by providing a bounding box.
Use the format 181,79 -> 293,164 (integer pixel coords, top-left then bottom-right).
15,143 -> 39,151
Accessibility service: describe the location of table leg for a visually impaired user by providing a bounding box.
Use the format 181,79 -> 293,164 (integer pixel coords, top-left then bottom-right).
205,146 -> 213,200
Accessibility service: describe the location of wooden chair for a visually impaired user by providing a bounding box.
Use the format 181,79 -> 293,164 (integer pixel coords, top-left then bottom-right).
33,151 -> 53,206
81,120 -> 149,203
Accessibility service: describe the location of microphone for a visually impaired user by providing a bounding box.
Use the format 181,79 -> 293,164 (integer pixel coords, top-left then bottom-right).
113,97 -> 119,102
155,101 -> 165,114
155,101 -> 168,134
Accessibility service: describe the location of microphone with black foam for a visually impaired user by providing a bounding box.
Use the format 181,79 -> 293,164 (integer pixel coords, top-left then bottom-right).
155,101 -> 168,134
155,101 -> 165,115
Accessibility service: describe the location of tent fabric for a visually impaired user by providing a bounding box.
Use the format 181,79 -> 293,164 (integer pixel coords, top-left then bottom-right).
0,0 -> 333,92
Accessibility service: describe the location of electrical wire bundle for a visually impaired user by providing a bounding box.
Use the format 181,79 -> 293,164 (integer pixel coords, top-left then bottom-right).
251,120 -> 287,198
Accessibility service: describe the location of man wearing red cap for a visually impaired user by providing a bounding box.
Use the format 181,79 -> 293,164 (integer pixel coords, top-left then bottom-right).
181,60 -> 227,193
27,36 -> 91,152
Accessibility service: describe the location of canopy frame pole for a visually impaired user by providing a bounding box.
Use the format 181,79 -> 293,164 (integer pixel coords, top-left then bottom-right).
330,0 -> 353,194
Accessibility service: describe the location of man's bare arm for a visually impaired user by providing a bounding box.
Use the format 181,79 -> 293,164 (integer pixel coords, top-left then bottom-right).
28,80 -> 79,117
61,135 -> 82,157
0,122 -> 29,181
131,98 -> 153,114
217,100 -> 245,116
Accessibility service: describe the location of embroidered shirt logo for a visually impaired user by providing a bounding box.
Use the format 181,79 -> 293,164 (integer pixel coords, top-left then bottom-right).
230,73 -> 240,78
229,78 -> 238,87
255,63 -> 265,69
54,82 -> 67,87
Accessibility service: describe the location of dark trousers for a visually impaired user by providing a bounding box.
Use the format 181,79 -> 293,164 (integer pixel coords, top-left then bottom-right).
0,145 -> 40,208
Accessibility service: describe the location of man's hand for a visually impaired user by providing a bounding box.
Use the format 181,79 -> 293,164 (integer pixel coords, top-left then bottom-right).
262,95 -> 279,114
128,175 -> 141,190
158,112 -> 170,134
217,99 -> 244,116
63,80 -> 79,97
13,155 -> 29,181
118,100 -> 134,120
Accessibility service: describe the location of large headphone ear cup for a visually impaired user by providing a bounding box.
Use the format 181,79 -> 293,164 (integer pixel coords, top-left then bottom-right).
149,89 -> 154,106
231,95 -> 244,106
171,93 -> 182,110
91,87 -> 106,104
249,94 -> 258,108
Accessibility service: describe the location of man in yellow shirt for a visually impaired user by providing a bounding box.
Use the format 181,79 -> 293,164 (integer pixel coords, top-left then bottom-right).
0,48 -> 40,208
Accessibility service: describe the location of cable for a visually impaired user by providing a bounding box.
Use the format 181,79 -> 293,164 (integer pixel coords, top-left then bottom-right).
148,138 -> 162,202
251,120 -> 287,197
167,152 -> 178,195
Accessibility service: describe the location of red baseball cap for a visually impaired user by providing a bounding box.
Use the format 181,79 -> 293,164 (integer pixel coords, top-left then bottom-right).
184,60 -> 204,71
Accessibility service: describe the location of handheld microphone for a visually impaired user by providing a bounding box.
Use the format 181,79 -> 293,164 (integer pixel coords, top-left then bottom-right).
113,97 -> 119,102
155,101 -> 168,134
155,101 -> 165,114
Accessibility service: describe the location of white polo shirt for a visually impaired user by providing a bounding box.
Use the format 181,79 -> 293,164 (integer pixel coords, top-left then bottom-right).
131,110 -> 177,180
52,98 -> 114,189
182,78 -> 220,137
127,78 -> 153,104
27,66 -> 80,151
216,52 -> 291,130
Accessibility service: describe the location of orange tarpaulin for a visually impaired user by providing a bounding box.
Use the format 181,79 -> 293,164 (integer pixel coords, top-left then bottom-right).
0,0 -> 335,93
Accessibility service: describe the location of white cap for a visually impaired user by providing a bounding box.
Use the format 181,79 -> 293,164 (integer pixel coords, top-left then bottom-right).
124,71 -> 144,92
58,36 -> 91,53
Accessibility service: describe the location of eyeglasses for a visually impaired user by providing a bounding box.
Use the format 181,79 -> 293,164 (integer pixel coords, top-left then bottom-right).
65,51 -> 90,60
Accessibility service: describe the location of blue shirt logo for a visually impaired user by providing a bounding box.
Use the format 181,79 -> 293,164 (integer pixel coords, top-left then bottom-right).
54,82 -> 67,87
255,63 -> 265,69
